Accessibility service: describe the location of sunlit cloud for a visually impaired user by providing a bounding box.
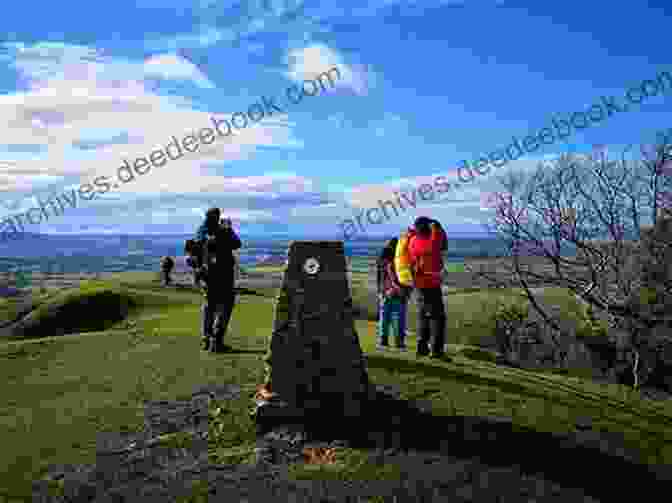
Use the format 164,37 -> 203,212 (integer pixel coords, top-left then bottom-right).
285,44 -> 374,96
0,42 -> 298,197
143,53 -> 216,88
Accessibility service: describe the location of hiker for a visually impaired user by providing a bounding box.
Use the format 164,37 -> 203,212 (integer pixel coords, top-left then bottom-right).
184,239 -> 204,287
376,238 -> 411,351
192,208 -> 242,353
407,216 -> 449,359
159,256 -> 175,286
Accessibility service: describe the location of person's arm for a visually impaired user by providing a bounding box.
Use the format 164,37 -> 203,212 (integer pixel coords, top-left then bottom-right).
407,233 -> 417,265
429,219 -> 447,251
228,229 -> 242,250
429,221 -> 445,251
387,261 -> 402,289
220,219 -> 242,250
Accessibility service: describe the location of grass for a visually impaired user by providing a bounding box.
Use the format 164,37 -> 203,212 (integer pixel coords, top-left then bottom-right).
0,288 -> 62,326
0,267 -> 671,500
243,265 -> 285,275
444,262 -> 466,272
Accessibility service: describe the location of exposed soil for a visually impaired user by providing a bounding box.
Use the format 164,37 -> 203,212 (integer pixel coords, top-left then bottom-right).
30,384 -> 671,502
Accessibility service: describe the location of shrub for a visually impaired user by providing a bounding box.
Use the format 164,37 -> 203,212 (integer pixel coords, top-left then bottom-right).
492,300 -> 529,323
10,284 -> 136,339
490,299 -> 530,356
576,303 -> 609,339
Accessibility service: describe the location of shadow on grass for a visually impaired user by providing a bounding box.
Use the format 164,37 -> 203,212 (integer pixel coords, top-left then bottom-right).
213,348 -> 267,355
146,282 -> 271,298
171,283 -> 197,291
366,354 -> 535,397
367,354 -> 672,431
234,287 -> 268,297
294,386 -> 669,502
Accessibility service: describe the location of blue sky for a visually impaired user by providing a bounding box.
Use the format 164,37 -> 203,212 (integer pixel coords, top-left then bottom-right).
0,0 -> 670,240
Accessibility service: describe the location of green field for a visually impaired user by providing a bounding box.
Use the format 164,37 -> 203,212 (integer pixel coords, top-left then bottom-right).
0,269 -> 670,500
443,262 -> 466,272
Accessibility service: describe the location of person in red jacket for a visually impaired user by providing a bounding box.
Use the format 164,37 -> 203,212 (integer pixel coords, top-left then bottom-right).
407,216 -> 449,359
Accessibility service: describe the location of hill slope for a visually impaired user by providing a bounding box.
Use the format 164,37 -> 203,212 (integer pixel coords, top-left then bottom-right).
0,271 -> 670,501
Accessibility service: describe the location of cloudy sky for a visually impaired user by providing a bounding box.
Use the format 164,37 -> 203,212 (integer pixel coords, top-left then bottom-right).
0,0 -> 670,239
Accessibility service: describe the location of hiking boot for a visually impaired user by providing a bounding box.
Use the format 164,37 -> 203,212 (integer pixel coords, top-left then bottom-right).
201,337 -> 211,351
495,355 -> 508,365
416,341 -> 430,357
210,344 -> 233,353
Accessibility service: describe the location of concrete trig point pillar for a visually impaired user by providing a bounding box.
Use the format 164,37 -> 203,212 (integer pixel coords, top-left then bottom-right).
252,241 -> 376,432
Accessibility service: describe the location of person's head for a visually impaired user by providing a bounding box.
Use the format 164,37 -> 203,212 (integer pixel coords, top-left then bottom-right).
205,207 -> 221,230
379,237 -> 398,261
414,216 -> 433,237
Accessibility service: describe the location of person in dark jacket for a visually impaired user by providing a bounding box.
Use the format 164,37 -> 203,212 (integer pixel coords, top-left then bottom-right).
407,216 -> 449,359
159,256 -> 175,286
184,239 -> 205,287
194,207 -> 242,353
376,238 -> 411,351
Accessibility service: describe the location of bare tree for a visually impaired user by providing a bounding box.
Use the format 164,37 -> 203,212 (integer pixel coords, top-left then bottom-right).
475,129 -> 672,388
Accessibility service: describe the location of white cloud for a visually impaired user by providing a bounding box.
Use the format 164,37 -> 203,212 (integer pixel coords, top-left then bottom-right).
285,44 -> 374,96
345,167 -> 468,209
143,53 -> 216,88
0,42 -> 298,195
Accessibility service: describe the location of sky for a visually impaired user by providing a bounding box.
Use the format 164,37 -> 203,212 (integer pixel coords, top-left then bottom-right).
0,0 -> 670,241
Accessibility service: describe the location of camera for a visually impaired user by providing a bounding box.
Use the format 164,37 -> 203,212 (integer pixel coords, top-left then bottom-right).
220,217 -> 232,229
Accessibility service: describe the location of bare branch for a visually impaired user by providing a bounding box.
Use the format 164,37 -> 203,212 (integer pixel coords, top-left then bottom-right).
485,128 -> 672,388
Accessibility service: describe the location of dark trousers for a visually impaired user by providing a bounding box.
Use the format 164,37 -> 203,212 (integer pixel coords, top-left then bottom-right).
201,283 -> 235,351
415,287 -> 446,356
160,270 -> 172,286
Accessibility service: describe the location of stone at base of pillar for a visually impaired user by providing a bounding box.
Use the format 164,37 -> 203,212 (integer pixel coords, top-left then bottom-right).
251,399 -> 304,433
251,384 -> 379,436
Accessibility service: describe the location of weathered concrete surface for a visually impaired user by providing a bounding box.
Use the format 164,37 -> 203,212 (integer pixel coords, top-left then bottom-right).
253,241 -> 376,431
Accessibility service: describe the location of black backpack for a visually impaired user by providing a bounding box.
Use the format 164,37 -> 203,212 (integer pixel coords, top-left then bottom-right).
202,235 -> 219,268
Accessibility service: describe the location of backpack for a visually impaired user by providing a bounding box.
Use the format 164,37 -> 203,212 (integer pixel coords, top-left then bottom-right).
202,235 -> 219,269
394,233 -> 414,287
184,239 -> 203,268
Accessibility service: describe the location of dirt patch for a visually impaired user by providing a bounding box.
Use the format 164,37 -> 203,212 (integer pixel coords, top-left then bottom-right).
31,381 -> 670,502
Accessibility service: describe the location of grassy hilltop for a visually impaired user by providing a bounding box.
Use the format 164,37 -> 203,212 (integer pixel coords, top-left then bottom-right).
0,262 -> 671,500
